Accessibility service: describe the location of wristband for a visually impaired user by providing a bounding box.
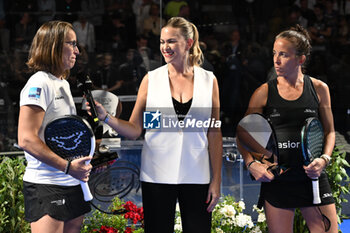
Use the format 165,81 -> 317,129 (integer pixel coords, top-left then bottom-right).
64,160 -> 71,174
103,113 -> 110,124
259,154 -> 265,162
246,160 -> 257,169
320,154 -> 331,166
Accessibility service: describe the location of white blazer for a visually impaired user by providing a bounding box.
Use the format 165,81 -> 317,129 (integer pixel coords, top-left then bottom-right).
140,64 -> 214,184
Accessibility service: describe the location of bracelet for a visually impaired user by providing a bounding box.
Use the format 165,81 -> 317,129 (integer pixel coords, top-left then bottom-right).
103,113 -> 110,124
246,160 -> 257,169
320,154 -> 331,166
64,160 -> 71,174
259,154 -> 265,162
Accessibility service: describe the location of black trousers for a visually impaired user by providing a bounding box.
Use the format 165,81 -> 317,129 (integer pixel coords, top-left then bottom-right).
141,182 -> 211,233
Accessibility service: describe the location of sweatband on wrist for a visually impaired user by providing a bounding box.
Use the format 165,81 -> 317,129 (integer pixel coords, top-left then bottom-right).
320,154 -> 331,166
64,160 -> 71,174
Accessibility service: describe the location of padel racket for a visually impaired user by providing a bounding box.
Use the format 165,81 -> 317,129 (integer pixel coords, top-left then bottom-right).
89,160 -> 140,215
44,115 -> 95,201
236,113 -> 286,177
301,117 -> 324,204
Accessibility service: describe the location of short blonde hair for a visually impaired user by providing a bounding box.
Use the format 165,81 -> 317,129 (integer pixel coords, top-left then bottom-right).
26,21 -> 73,79
164,17 -> 203,66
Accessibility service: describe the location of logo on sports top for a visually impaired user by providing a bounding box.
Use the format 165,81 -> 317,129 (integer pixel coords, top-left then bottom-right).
28,87 -> 42,99
143,110 -> 162,129
278,140 -> 300,149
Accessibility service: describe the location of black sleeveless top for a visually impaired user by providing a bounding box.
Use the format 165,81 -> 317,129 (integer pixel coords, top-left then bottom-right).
172,97 -> 192,121
263,75 -> 319,181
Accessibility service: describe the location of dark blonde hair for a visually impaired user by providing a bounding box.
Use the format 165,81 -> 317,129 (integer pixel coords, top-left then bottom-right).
164,17 -> 203,66
26,21 -> 73,79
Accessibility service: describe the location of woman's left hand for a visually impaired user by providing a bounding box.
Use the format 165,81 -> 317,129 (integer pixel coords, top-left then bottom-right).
303,158 -> 327,178
206,179 -> 221,212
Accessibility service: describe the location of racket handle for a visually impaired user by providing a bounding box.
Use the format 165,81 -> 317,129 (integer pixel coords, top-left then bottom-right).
80,181 -> 93,201
80,159 -> 93,201
312,179 -> 321,204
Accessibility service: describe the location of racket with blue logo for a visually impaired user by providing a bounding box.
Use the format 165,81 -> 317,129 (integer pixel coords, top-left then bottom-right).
44,115 -> 95,201
301,117 -> 324,204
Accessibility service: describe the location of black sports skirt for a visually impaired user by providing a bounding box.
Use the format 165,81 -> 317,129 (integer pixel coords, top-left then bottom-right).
257,172 -> 335,209
23,181 -> 91,222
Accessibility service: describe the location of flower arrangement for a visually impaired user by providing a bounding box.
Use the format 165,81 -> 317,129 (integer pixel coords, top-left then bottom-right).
174,195 -> 268,233
81,197 -> 144,233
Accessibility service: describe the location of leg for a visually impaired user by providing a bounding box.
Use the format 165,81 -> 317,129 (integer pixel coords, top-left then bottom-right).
300,204 -> 338,233
64,215 -> 85,233
141,182 -> 178,233
30,215 -> 64,233
178,184 -> 211,233
264,201 -> 295,233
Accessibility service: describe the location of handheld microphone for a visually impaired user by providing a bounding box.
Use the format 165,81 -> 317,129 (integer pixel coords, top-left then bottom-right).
77,73 -> 99,123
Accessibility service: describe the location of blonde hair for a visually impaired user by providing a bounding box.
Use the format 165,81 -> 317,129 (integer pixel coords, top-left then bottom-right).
164,17 -> 203,66
26,21 -> 73,79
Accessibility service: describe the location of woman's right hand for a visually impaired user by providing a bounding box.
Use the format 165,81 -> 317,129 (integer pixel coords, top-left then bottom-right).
248,161 -> 275,182
86,100 -> 108,121
68,156 -> 93,182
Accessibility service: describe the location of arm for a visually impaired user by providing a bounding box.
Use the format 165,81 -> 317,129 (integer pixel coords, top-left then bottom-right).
107,80 -> 124,92
304,78 -> 335,178
95,74 -> 148,140
237,83 -> 275,182
206,77 -> 222,212
17,105 -> 91,181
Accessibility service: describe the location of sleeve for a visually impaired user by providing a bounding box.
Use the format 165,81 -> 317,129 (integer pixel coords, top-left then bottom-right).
19,73 -> 51,111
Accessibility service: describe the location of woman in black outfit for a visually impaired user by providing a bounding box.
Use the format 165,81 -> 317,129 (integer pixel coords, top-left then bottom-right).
239,25 -> 337,233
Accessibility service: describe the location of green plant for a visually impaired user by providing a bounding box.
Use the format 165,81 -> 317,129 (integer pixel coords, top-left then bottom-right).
326,146 -> 350,224
293,146 -> 350,232
0,156 -> 30,233
81,197 -> 144,233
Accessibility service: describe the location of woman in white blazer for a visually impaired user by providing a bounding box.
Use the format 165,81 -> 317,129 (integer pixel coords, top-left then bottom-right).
91,17 -> 222,233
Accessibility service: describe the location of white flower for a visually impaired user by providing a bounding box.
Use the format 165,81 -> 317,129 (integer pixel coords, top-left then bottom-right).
238,200 -> 245,210
176,202 -> 181,212
215,228 -> 224,233
250,225 -> 263,233
174,223 -> 182,231
174,215 -> 182,231
175,216 -> 182,224
234,213 -> 254,228
219,204 -> 236,218
257,212 -> 266,223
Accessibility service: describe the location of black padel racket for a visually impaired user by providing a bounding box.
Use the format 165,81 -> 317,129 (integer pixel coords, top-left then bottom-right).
236,113 -> 286,177
301,117 -> 324,204
44,115 -> 95,201
89,160 -> 141,215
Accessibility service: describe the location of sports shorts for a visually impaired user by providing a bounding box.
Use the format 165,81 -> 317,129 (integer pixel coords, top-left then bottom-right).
23,181 -> 91,222
257,172 -> 335,209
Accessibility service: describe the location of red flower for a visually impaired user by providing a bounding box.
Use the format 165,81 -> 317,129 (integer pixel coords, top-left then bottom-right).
94,225 -> 119,233
124,227 -> 134,233
122,201 -> 144,225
